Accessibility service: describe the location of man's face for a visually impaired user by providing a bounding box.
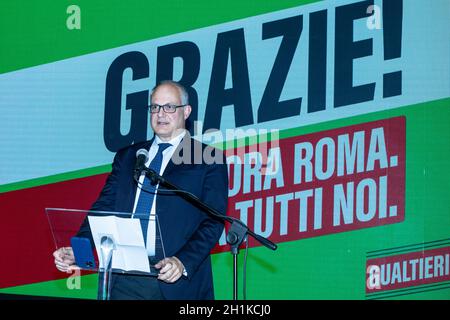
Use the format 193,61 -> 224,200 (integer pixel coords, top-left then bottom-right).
150,84 -> 192,141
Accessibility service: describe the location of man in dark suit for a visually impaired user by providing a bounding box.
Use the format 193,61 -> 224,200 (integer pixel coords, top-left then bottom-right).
54,80 -> 228,300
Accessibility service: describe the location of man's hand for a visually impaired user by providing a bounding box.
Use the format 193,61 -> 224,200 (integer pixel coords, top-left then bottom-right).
155,256 -> 185,283
53,247 -> 79,273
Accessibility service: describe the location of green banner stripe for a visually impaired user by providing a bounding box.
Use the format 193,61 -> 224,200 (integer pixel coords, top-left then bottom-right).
2,97 -> 449,194
0,250 -> 231,297
208,97 -> 450,150
0,274 -> 98,299
367,238 -> 450,254
0,0 -> 320,74
278,97 -> 450,141
0,164 -> 111,194
366,238 -> 450,258
367,243 -> 450,259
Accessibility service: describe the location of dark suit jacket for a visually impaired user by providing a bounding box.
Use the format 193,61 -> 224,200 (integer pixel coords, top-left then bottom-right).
78,136 -> 228,300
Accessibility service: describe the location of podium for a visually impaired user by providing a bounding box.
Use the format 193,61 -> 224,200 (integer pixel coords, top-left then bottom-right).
46,208 -> 166,300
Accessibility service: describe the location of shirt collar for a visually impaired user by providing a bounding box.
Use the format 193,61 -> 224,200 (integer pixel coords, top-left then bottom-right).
153,130 -> 186,149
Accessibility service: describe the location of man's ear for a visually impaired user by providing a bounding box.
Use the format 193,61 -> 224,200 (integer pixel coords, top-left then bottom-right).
183,105 -> 192,120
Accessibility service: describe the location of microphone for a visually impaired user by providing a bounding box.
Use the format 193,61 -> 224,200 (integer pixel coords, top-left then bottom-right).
134,148 -> 149,181
142,168 -> 278,251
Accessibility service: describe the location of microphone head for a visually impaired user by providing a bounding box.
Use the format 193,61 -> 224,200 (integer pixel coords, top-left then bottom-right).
134,148 -> 149,181
136,148 -> 149,162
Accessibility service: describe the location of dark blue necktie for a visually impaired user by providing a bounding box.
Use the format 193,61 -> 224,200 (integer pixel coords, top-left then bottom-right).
135,143 -> 171,246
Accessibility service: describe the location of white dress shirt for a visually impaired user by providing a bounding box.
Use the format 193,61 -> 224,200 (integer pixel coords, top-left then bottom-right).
132,130 -> 186,256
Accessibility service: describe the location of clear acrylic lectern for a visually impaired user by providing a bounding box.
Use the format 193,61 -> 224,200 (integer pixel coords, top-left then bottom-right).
46,208 -> 166,300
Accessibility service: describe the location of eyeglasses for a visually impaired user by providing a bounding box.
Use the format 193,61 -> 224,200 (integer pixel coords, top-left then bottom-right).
149,104 -> 186,113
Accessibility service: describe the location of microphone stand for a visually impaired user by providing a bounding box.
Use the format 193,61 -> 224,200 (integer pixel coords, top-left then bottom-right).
142,168 -> 277,301
99,236 -> 115,300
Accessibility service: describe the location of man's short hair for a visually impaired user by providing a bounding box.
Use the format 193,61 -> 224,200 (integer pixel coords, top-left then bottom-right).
151,80 -> 189,105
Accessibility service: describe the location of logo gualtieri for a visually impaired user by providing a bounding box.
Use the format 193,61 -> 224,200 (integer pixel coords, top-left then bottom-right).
365,240 -> 450,299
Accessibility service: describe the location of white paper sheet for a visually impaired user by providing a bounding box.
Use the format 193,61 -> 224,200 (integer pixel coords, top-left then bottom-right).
87,215 -> 150,273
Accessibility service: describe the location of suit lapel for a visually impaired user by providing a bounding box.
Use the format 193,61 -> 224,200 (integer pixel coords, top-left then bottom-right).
163,135 -> 195,177
124,139 -> 154,213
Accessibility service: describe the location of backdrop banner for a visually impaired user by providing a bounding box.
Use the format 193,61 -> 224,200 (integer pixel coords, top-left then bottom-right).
0,0 -> 449,300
